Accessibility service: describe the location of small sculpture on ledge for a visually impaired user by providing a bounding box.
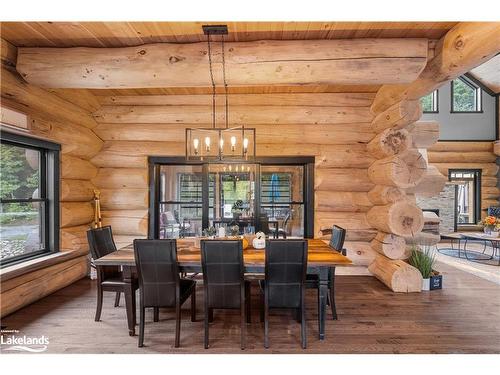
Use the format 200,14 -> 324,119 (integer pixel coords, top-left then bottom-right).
252,231 -> 266,249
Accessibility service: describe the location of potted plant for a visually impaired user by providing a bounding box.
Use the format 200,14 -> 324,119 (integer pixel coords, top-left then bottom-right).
408,245 -> 437,291
479,215 -> 499,236
202,226 -> 217,238
232,200 -> 244,220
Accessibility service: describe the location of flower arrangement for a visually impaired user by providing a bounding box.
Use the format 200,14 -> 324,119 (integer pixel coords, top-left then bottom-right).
480,216 -> 499,234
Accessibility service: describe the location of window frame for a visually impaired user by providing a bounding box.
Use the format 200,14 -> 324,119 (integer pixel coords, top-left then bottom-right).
448,169 -> 482,231
0,131 -> 60,267
450,76 -> 483,113
421,89 -> 439,113
148,156 -> 315,239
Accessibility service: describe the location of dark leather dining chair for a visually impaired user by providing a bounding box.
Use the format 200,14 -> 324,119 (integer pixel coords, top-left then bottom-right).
306,225 -> 346,320
200,240 -> 250,350
87,226 -> 138,322
260,239 -> 308,349
134,239 -> 196,348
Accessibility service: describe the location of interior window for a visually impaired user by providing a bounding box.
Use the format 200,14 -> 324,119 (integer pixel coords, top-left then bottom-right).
449,170 -> 481,228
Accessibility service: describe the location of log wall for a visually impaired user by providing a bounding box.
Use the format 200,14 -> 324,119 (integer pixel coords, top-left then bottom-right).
0,50 -> 100,316
91,93 -> 381,267
428,141 -> 499,217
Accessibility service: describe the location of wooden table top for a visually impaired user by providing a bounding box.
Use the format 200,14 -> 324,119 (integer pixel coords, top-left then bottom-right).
94,238 -> 352,267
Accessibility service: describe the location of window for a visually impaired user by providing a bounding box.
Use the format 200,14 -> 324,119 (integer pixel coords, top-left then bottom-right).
449,170 -> 481,229
451,77 -> 482,113
0,132 -> 60,266
149,157 -> 315,239
421,90 -> 438,113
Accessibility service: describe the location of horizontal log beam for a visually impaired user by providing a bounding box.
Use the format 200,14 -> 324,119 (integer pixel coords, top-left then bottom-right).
93,105 -> 373,125
98,93 -> 376,107
315,191 -> 373,212
315,168 -> 374,192
94,123 -> 375,145
16,39 -> 428,88
1,66 -> 97,129
428,141 -> 493,152
427,151 -> 497,163
92,168 -> 148,189
61,155 -> 98,180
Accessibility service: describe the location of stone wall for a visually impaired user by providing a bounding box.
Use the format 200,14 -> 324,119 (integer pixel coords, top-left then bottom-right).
417,183 -> 456,234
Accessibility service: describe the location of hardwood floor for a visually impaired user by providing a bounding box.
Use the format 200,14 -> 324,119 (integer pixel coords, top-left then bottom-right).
1,261 -> 499,354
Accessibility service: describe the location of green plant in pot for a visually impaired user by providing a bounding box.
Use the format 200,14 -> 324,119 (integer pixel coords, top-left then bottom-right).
408,245 -> 436,291
232,200 -> 244,219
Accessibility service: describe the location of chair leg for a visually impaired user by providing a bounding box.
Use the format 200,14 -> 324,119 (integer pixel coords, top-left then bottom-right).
95,285 -> 103,322
208,308 -> 214,323
114,292 -> 121,307
204,305 -> 209,349
295,308 -> 301,323
264,298 -> 270,349
153,307 -> 159,322
191,290 -> 196,322
260,292 -> 265,323
245,282 -> 251,324
241,302 -> 246,350
330,285 -> 338,320
301,301 -> 307,349
138,306 -> 145,347
175,303 -> 181,348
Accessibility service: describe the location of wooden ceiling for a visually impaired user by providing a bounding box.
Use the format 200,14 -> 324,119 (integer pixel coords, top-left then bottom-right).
0,22 -> 457,47
0,22 -> 458,96
469,54 -> 500,94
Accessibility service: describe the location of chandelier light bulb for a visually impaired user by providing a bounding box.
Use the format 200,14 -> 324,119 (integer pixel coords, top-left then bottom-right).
243,138 -> 249,153
205,136 -> 211,152
219,138 -> 224,150
230,136 -> 236,152
193,138 -> 199,155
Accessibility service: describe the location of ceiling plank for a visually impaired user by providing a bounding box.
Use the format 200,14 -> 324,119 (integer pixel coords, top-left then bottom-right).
1,22 -> 456,47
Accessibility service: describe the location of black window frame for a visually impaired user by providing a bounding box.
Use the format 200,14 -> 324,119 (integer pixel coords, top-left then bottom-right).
0,131 -> 60,267
148,156 -> 315,239
448,169 -> 482,231
450,76 -> 483,113
421,89 -> 439,113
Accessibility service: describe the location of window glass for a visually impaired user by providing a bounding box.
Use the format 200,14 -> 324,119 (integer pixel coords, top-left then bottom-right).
0,143 -> 44,262
452,77 -> 481,112
421,90 -> 438,113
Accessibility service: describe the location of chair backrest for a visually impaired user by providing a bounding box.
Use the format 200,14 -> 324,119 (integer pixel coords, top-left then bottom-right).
87,226 -> 117,260
134,239 -> 180,308
265,239 -> 308,309
201,240 -> 244,309
329,225 -> 346,254
487,206 -> 500,218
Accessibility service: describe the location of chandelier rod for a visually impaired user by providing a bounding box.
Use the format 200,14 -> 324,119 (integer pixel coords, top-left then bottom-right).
207,32 -> 216,130
221,34 -> 229,129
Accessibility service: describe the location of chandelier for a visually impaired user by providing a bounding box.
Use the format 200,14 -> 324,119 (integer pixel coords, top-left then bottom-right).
185,25 -> 256,161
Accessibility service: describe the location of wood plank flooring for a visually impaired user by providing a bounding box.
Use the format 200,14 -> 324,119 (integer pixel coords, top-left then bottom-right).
1,261 -> 499,354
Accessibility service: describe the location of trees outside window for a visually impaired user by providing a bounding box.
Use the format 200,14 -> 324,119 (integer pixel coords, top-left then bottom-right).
451,77 -> 482,112
0,132 -> 59,266
421,90 -> 438,113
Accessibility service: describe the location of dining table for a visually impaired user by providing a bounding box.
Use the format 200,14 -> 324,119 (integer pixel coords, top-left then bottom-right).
93,238 -> 352,340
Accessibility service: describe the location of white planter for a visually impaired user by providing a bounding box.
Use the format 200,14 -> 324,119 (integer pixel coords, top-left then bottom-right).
422,278 -> 430,291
